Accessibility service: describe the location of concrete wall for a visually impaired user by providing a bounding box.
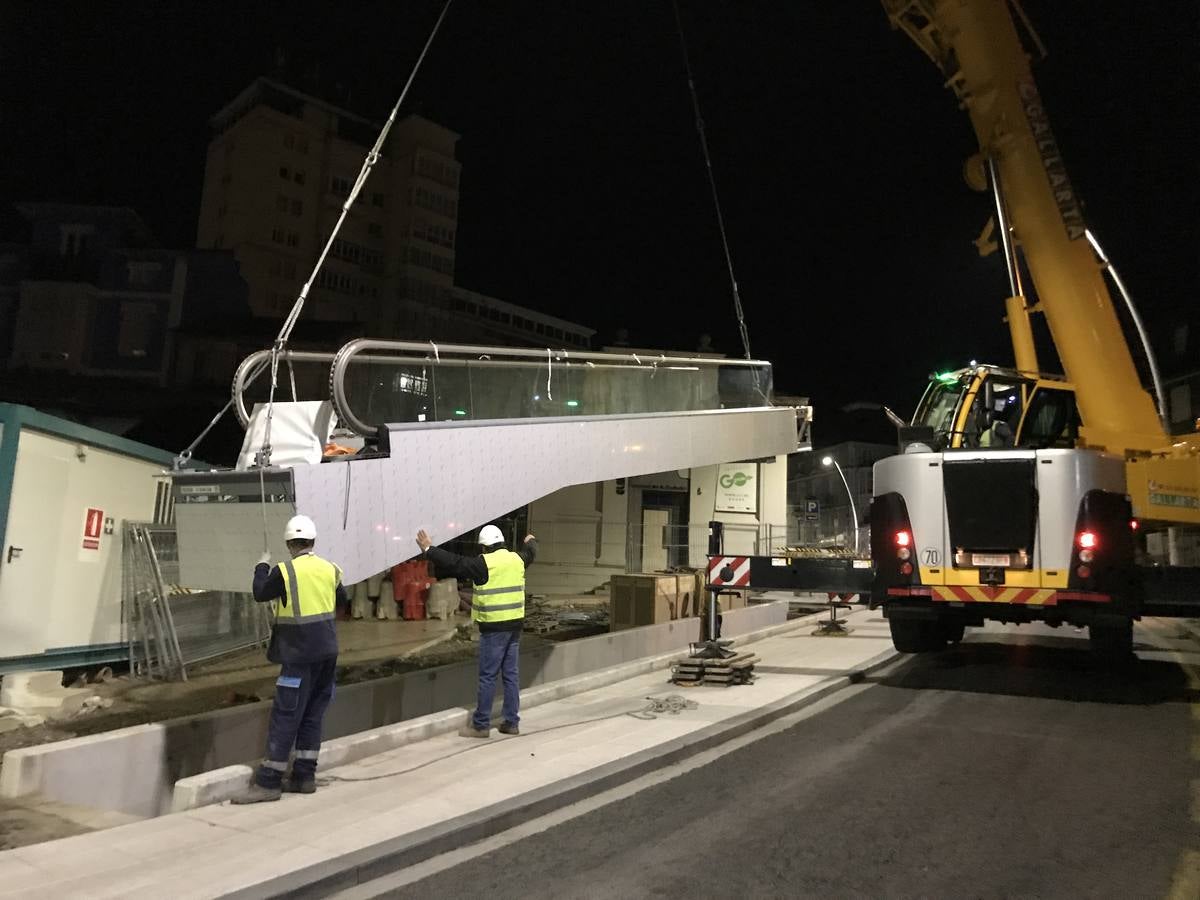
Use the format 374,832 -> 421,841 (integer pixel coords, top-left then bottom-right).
530,455 -> 792,594
689,454 -> 790,563
0,602 -> 787,818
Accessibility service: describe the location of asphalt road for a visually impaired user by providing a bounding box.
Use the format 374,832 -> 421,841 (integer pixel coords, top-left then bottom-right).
389,628 -> 1199,899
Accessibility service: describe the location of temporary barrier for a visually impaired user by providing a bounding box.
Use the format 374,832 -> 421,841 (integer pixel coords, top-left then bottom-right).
125,523 -> 271,680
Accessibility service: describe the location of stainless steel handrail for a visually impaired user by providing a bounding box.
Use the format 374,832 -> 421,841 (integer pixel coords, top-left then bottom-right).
329,338 -> 772,436
231,339 -> 772,436
231,350 -> 338,427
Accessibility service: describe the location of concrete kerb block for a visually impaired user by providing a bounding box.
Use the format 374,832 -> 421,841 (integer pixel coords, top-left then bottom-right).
0,721 -> 166,801
170,765 -> 254,813
315,708 -> 467,771
171,708 -> 471,813
519,657 -> 663,711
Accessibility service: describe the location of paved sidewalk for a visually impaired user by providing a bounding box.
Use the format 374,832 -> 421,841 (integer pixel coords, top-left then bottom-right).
0,610 -> 896,899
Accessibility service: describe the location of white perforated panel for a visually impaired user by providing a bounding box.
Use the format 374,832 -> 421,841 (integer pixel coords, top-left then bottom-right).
177,406 -> 797,589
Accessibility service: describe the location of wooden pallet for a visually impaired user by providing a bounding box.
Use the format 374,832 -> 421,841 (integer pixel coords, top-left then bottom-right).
670,652 -> 758,686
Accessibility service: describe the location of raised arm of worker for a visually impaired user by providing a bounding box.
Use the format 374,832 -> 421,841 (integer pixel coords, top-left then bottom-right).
516,534 -> 537,567
415,530 -> 537,583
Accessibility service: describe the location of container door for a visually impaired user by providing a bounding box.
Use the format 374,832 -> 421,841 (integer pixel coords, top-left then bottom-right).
0,434 -> 70,658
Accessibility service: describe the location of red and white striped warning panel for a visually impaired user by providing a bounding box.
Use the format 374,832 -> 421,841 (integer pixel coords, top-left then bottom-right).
707,555 -> 751,586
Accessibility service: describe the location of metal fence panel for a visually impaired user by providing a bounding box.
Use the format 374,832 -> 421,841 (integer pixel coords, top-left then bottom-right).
125,523 -> 270,680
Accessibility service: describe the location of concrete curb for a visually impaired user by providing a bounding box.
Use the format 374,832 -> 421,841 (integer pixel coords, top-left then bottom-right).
170,609 -> 810,812
236,643 -> 900,899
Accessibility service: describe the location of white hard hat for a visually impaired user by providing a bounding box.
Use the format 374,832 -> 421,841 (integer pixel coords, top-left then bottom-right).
478,524 -> 505,547
285,515 -> 317,541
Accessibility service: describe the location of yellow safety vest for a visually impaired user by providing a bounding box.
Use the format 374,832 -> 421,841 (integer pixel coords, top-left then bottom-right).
276,553 -> 342,624
472,549 -> 526,624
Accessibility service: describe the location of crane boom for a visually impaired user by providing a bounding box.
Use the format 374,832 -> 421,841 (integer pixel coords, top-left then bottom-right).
883,0 -> 1166,455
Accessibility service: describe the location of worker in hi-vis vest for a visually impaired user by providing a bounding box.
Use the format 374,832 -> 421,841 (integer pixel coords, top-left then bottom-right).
417,524 -> 536,737
234,514 -> 348,803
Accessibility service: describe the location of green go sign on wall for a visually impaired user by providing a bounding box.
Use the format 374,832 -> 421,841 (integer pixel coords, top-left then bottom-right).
715,462 -> 758,514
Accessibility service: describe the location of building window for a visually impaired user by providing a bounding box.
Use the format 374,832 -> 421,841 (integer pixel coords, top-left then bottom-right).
126,261 -> 162,286
415,155 -> 460,189
368,222 -> 383,238
59,225 -> 93,257
284,133 -> 295,149
117,301 -> 157,359
371,192 -> 385,208
411,186 -> 457,218
271,228 -> 285,243
297,137 -> 309,154
331,175 -> 351,197
276,195 -> 289,212
290,198 -> 303,216
279,165 -> 290,179
294,170 -> 306,185
286,232 -> 300,248
269,258 -> 282,277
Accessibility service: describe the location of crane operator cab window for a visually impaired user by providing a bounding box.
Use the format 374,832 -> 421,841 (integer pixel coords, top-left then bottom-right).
911,376 -> 966,450
963,379 -> 1026,448
1017,387 -> 1081,449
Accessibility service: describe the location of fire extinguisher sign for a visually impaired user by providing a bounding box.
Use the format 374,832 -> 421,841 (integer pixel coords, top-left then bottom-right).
81,507 -> 104,551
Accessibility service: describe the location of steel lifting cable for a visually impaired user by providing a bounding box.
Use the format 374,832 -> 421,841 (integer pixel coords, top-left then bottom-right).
172,356 -> 271,470
257,0 -> 456,470
671,0 -> 753,363
171,2 -> 454,479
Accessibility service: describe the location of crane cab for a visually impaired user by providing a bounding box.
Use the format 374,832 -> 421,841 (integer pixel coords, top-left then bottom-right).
910,364 -> 1081,452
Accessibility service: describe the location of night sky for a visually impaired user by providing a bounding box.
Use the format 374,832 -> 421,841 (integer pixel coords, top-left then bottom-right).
3,1 -> 1196,429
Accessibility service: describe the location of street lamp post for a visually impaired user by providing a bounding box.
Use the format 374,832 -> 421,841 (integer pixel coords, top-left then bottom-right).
822,455 -> 859,555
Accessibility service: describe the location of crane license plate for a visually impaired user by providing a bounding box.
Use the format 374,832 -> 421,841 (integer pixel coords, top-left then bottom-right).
972,553 -> 1010,567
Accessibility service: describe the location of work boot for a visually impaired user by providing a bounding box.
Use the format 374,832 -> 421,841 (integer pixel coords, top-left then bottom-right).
231,783 -> 282,804
282,778 -> 316,794
498,722 -> 519,735
459,725 -> 491,738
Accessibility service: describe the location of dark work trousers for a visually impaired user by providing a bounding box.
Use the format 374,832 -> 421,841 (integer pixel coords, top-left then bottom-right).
254,657 -> 337,788
472,629 -> 520,730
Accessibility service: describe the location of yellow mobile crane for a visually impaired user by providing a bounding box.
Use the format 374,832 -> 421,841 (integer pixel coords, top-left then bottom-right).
864,0 -> 1200,656
885,0 -> 1199,498
710,1 -> 1199,659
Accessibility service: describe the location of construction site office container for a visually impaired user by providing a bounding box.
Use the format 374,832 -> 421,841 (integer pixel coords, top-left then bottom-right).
0,404 -> 175,673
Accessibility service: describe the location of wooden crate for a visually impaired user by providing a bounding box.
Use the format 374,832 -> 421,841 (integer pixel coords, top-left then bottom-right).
674,570 -> 708,619
720,588 -> 748,610
609,573 -> 678,631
